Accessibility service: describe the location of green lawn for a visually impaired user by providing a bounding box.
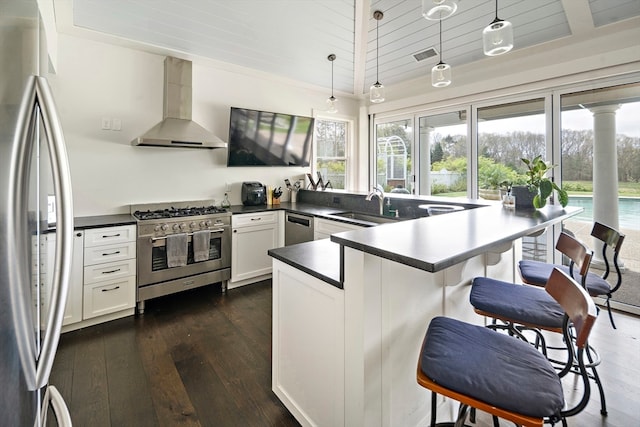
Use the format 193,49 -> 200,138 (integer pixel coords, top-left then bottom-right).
564,181 -> 640,197
432,181 -> 640,198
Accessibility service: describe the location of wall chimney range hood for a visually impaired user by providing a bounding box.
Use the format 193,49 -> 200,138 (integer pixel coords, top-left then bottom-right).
132,57 -> 226,149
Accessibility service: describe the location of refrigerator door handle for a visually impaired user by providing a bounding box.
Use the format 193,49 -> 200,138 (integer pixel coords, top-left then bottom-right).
41,386 -> 73,427
33,76 -> 74,389
8,75 -> 74,390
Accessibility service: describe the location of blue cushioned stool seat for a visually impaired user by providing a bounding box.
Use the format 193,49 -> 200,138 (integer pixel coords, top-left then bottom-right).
519,260 -> 611,296
420,316 -> 564,419
470,277 -> 564,329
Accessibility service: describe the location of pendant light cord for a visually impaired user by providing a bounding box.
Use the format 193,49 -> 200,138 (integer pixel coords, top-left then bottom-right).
439,19 -> 443,63
331,58 -> 334,97
376,15 -> 380,83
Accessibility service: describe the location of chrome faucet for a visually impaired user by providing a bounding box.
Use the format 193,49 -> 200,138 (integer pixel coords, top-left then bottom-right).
366,185 -> 385,215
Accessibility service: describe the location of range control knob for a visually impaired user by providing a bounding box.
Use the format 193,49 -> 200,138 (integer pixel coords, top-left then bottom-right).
179,223 -> 187,231
154,225 -> 162,232
189,222 -> 197,229
199,221 -> 207,228
172,224 -> 180,231
205,220 -> 212,227
161,224 -> 169,231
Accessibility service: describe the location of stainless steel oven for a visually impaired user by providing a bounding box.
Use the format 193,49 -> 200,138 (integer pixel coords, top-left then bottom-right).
131,200 -> 231,313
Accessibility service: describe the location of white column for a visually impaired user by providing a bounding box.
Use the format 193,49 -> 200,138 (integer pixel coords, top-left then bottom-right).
419,126 -> 433,195
589,104 -> 620,264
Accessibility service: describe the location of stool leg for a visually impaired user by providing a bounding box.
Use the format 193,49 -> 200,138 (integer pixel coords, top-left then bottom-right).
430,391 -> 438,427
585,344 -> 607,415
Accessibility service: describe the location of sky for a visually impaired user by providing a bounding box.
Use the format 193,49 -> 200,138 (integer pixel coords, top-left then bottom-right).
480,102 -> 640,138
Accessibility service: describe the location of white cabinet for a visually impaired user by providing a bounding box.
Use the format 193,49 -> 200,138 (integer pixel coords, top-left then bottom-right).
231,211 -> 281,286
82,225 -> 136,320
43,231 -> 84,326
314,217 -> 363,240
272,259 -> 345,427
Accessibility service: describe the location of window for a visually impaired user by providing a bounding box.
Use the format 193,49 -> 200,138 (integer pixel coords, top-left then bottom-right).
315,118 -> 348,189
375,118 -> 414,193
418,110 -> 468,196
559,82 -> 640,309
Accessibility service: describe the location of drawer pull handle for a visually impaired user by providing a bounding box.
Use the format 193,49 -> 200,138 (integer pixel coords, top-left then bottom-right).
102,233 -> 121,238
101,268 -> 121,275
183,280 -> 195,286
101,286 -> 120,292
250,217 -> 262,221
102,251 -> 121,256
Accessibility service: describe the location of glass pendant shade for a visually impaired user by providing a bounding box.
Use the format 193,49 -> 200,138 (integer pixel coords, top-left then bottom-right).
370,82 -> 385,103
326,95 -> 338,113
483,18 -> 513,56
422,0 -> 457,20
431,62 -> 451,87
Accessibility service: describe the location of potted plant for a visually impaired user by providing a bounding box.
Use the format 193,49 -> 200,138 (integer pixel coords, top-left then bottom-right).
515,155 -> 568,209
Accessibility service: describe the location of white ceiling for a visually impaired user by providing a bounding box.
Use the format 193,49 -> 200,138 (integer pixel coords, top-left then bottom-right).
66,0 -> 640,98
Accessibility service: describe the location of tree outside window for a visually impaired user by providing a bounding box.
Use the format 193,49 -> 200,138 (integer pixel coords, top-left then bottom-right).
315,119 -> 348,189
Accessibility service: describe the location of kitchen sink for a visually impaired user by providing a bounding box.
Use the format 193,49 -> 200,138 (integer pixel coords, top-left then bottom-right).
331,211 -> 400,224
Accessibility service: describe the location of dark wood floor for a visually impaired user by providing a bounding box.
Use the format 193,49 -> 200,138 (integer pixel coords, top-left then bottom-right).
51,280 -> 640,426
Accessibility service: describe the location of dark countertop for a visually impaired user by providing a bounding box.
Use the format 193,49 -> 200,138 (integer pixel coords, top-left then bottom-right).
268,239 -> 342,289
74,214 -> 136,229
229,202 -> 345,217
330,204 -> 582,273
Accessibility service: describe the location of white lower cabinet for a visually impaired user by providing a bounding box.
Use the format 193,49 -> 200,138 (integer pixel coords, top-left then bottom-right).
44,231 -> 84,326
83,276 -> 136,319
272,259 -> 345,427
80,225 -> 136,324
231,211 -> 281,286
57,224 -> 137,332
314,217 -> 363,240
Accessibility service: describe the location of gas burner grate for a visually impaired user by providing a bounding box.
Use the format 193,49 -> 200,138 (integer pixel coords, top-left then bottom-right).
133,205 -> 228,220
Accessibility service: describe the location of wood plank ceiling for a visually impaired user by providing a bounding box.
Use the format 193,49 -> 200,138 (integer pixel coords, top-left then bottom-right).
70,0 -> 640,97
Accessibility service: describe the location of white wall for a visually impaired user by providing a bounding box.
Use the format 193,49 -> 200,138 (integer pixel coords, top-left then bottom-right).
48,34 -> 360,216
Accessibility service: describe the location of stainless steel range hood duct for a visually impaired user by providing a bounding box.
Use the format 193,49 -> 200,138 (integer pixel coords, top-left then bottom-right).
132,57 -> 226,149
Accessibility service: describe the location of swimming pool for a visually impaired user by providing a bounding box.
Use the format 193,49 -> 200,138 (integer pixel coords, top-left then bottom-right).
568,196 -> 640,230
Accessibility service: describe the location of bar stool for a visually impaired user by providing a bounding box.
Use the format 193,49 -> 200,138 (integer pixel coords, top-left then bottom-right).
519,222 -> 625,328
469,232 -> 608,416
417,267 -> 598,427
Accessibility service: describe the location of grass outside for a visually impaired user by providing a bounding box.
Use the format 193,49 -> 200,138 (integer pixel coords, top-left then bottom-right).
564,181 -> 640,197
434,182 -> 640,198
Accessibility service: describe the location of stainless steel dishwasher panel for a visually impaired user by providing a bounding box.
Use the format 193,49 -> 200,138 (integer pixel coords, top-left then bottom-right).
285,212 -> 314,245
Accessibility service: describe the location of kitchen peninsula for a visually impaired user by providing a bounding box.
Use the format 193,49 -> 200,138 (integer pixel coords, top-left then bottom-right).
269,204 -> 581,427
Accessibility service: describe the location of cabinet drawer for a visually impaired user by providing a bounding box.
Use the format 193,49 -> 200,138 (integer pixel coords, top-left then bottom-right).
84,225 -> 136,247
84,241 -> 136,266
83,276 -> 136,319
83,258 -> 136,284
233,211 -> 277,227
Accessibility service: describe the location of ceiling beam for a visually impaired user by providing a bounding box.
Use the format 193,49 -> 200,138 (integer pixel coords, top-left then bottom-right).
561,0 -> 594,35
353,0 -> 371,97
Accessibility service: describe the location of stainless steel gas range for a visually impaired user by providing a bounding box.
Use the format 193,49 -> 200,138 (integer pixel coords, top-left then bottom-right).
131,200 -> 231,313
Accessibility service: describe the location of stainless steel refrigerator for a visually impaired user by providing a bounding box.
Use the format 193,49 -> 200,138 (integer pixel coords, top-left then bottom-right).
1,0 -> 73,425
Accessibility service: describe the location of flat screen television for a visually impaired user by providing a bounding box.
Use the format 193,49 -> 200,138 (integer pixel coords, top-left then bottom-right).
227,107 -> 314,167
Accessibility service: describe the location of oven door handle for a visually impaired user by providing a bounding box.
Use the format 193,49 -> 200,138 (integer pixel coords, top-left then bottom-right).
150,228 -> 227,242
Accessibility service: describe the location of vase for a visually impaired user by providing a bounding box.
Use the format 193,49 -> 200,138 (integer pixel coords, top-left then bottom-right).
511,185 -> 536,210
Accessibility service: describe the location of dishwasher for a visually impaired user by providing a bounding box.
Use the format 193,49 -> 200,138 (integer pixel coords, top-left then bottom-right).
285,212 -> 314,245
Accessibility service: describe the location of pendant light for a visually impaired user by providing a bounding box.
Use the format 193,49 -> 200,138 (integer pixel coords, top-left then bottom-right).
432,19 -> 451,88
370,10 -> 385,103
483,0 -> 513,56
422,0 -> 457,21
326,54 -> 338,113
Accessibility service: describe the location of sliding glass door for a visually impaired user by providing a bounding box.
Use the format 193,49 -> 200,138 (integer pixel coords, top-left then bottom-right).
559,82 -> 640,310
374,118 -> 414,194
417,109 -> 468,196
